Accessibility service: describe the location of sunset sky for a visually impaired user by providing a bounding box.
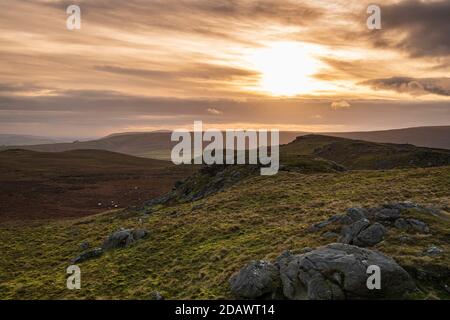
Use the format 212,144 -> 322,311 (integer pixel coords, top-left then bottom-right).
0,0 -> 449,138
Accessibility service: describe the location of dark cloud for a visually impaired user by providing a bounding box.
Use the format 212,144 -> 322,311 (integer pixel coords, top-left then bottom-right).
374,0 -> 450,57
94,64 -> 258,81
361,77 -> 450,96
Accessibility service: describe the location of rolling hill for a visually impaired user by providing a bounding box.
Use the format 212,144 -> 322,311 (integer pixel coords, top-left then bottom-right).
2,126 -> 448,161
0,134 -> 65,146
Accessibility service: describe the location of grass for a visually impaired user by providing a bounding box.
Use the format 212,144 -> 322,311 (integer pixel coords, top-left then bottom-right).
0,166 -> 449,299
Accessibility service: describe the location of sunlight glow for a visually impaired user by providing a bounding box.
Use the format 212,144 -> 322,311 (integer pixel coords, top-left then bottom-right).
248,42 -> 326,96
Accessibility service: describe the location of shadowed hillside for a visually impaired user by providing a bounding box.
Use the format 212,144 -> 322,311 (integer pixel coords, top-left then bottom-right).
325,126 -> 450,150
282,135 -> 450,170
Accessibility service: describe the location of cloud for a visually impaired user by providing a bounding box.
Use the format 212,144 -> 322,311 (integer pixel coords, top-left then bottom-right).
361,77 -> 450,96
371,0 -> 450,58
331,100 -> 351,110
206,108 -> 223,115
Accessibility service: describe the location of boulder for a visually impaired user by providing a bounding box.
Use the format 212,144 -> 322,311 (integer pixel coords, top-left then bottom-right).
353,223 -> 386,247
72,247 -> 103,264
339,218 -> 371,244
230,260 -> 281,299
277,243 -> 415,300
102,229 -> 149,251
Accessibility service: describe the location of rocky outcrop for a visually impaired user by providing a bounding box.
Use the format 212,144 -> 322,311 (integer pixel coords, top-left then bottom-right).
231,244 -> 415,300
229,260 -> 281,299
309,202 -> 433,245
71,229 -> 149,264
102,229 -> 149,251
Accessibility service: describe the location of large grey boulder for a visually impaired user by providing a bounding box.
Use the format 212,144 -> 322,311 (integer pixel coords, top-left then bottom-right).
276,244 -> 415,300
102,229 -> 149,251
229,260 -> 281,299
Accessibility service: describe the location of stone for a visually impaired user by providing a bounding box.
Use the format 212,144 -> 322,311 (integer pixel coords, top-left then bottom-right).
374,208 -> 401,221
339,218 -> 371,244
346,207 -> 368,222
277,243 -> 415,300
394,218 -> 429,233
79,241 -> 90,250
229,260 -> 281,299
425,246 -> 444,256
102,229 -> 149,251
408,219 -> 429,233
353,223 -> 386,247
72,248 -> 103,264
322,231 -> 339,239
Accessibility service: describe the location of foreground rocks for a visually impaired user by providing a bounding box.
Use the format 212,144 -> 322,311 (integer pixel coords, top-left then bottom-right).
309,202 -> 432,248
230,244 -> 416,300
71,228 -> 149,263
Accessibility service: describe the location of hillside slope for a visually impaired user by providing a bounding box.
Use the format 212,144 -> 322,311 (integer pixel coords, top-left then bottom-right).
282,135 -> 450,170
1,165 -> 449,299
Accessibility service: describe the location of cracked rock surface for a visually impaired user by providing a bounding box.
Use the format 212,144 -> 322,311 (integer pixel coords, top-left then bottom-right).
231,243 -> 416,300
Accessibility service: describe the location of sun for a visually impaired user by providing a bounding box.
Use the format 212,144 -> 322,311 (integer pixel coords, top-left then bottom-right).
248,42 -> 324,96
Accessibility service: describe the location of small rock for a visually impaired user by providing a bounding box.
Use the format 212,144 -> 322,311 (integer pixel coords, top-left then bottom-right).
346,207 -> 368,221
150,291 -> 164,300
322,231 -> 339,239
394,218 -> 429,233
79,241 -> 90,251
374,208 -> 401,221
394,218 -> 409,230
408,219 -> 429,233
425,246 -> 444,256
72,248 -> 103,264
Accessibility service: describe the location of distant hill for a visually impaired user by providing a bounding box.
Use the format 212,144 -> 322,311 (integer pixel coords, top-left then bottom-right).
1,131 -> 305,160
2,126 -> 449,160
0,149 -> 195,221
282,135 -> 450,170
324,126 -> 450,150
0,134 -> 64,146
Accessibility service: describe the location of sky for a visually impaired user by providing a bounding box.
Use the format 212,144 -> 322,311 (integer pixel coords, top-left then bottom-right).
0,0 -> 449,138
